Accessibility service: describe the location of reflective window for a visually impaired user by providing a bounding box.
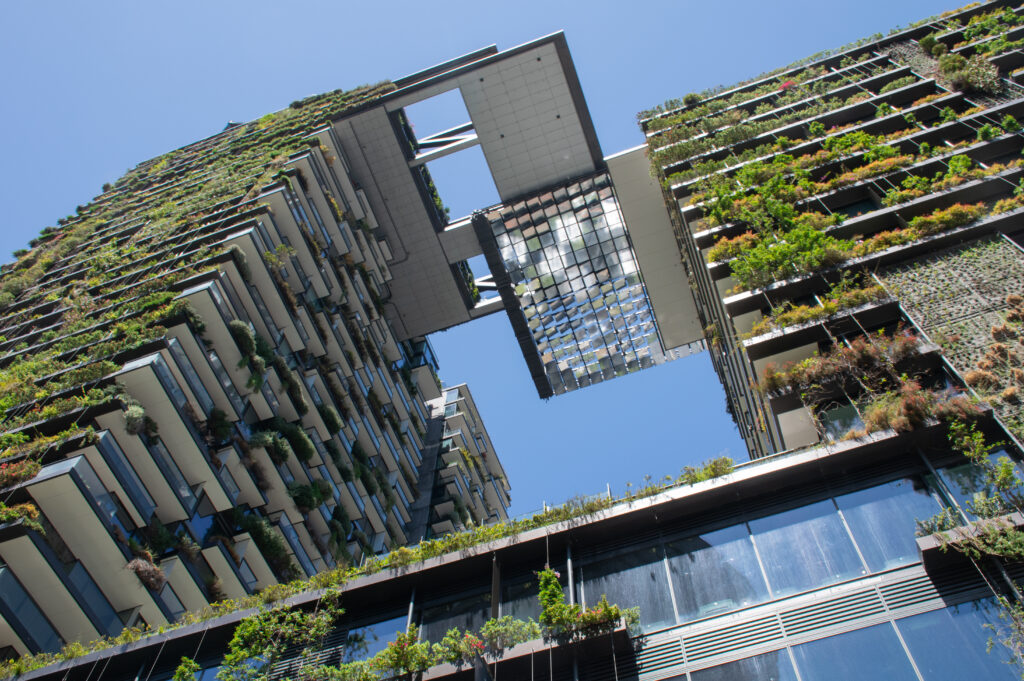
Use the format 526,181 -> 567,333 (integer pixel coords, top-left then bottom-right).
420,589 -> 490,642
0,566 -> 61,651
790,623 -> 917,680
835,477 -> 942,572
666,524 -> 769,621
579,543 -> 675,631
937,450 -> 1024,520
345,613 -> 408,662
689,649 -> 798,681
750,500 -> 864,598
501,571 -> 548,621
897,597 -> 1018,680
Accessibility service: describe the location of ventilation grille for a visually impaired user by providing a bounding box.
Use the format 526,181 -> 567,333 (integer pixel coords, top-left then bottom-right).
682,615 -> 782,663
878,572 -> 939,611
634,638 -> 684,675
779,590 -> 884,637
269,629 -> 348,680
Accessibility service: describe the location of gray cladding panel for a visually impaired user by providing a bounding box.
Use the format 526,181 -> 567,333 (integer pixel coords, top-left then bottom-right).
333,109 -> 472,339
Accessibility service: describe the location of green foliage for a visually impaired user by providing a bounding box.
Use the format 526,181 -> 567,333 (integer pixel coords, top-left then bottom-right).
207,407 -> 233,443
318,403 -> 344,434
173,657 -> 200,681
371,626 -> 436,677
274,356 -> 309,415
228,320 -> 256,362
275,420 -> 316,462
730,224 -> 852,290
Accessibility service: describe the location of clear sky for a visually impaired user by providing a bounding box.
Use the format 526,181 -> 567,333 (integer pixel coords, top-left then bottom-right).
0,0 -> 958,516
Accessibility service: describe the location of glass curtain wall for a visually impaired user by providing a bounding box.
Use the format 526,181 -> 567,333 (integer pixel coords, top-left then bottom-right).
577,471 -> 955,632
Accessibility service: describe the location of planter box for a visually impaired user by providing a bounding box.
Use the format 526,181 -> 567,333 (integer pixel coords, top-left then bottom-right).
916,511 -> 1024,571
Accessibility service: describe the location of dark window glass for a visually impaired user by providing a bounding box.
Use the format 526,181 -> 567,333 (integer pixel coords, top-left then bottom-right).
420,590 -> 490,642
501,572 -> 544,621
897,598 -> 1018,680
690,649 -> 798,681
345,613 -> 408,661
835,476 -> 942,572
579,543 -> 675,632
666,524 -> 769,621
791,623 -> 917,680
750,499 -> 864,597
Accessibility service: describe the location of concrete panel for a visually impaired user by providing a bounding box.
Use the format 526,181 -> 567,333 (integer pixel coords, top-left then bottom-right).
606,147 -> 703,351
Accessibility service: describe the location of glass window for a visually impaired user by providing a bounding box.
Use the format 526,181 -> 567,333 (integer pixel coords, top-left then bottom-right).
501,571 -> 546,622
666,523 -> 769,621
420,589 -> 490,642
835,476 -> 942,572
790,623 -> 917,680
579,543 -> 675,632
817,401 -> 862,442
937,450 -> 1024,520
750,499 -> 864,598
897,597 -> 1018,680
0,566 -> 61,651
345,612 -> 408,662
689,649 -> 798,681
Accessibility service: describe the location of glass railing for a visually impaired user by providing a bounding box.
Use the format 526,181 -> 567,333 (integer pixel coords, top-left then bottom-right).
167,337 -> 216,415
217,464 -> 241,504
66,561 -> 123,635
0,566 -> 62,652
207,348 -> 247,417
96,431 -> 156,521
146,437 -> 200,515
276,515 -> 316,577
346,481 -> 366,514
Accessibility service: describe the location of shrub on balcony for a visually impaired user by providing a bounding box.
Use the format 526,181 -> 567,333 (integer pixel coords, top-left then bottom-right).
0,502 -> 42,532
0,459 -> 40,488
276,420 -> 316,462
287,480 -> 329,512
228,320 -> 256,362
273,356 -> 309,415
126,558 -> 167,591
748,281 -> 888,337
317,403 -> 344,434
207,407 -> 233,444
249,430 -> 292,464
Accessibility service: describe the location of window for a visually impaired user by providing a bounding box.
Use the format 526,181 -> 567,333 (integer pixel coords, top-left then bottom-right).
835,476 -> 942,572
896,597 -> 1018,680
666,523 -> 769,621
749,499 -> 864,597
344,613 -> 408,662
790,623 -> 918,680
578,543 -> 675,632
420,589 -> 490,642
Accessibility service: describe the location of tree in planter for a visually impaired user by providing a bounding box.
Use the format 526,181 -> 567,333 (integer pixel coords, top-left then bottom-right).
207,407 -> 233,445
536,567 -> 638,641
288,480 -> 331,512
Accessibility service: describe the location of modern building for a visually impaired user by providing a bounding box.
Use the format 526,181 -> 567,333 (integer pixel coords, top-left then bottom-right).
0,50 -> 521,657
640,0 -> 1024,460
7,0 -> 1024,677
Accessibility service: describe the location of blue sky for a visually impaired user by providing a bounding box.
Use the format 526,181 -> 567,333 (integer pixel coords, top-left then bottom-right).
0,0 -> 958,515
